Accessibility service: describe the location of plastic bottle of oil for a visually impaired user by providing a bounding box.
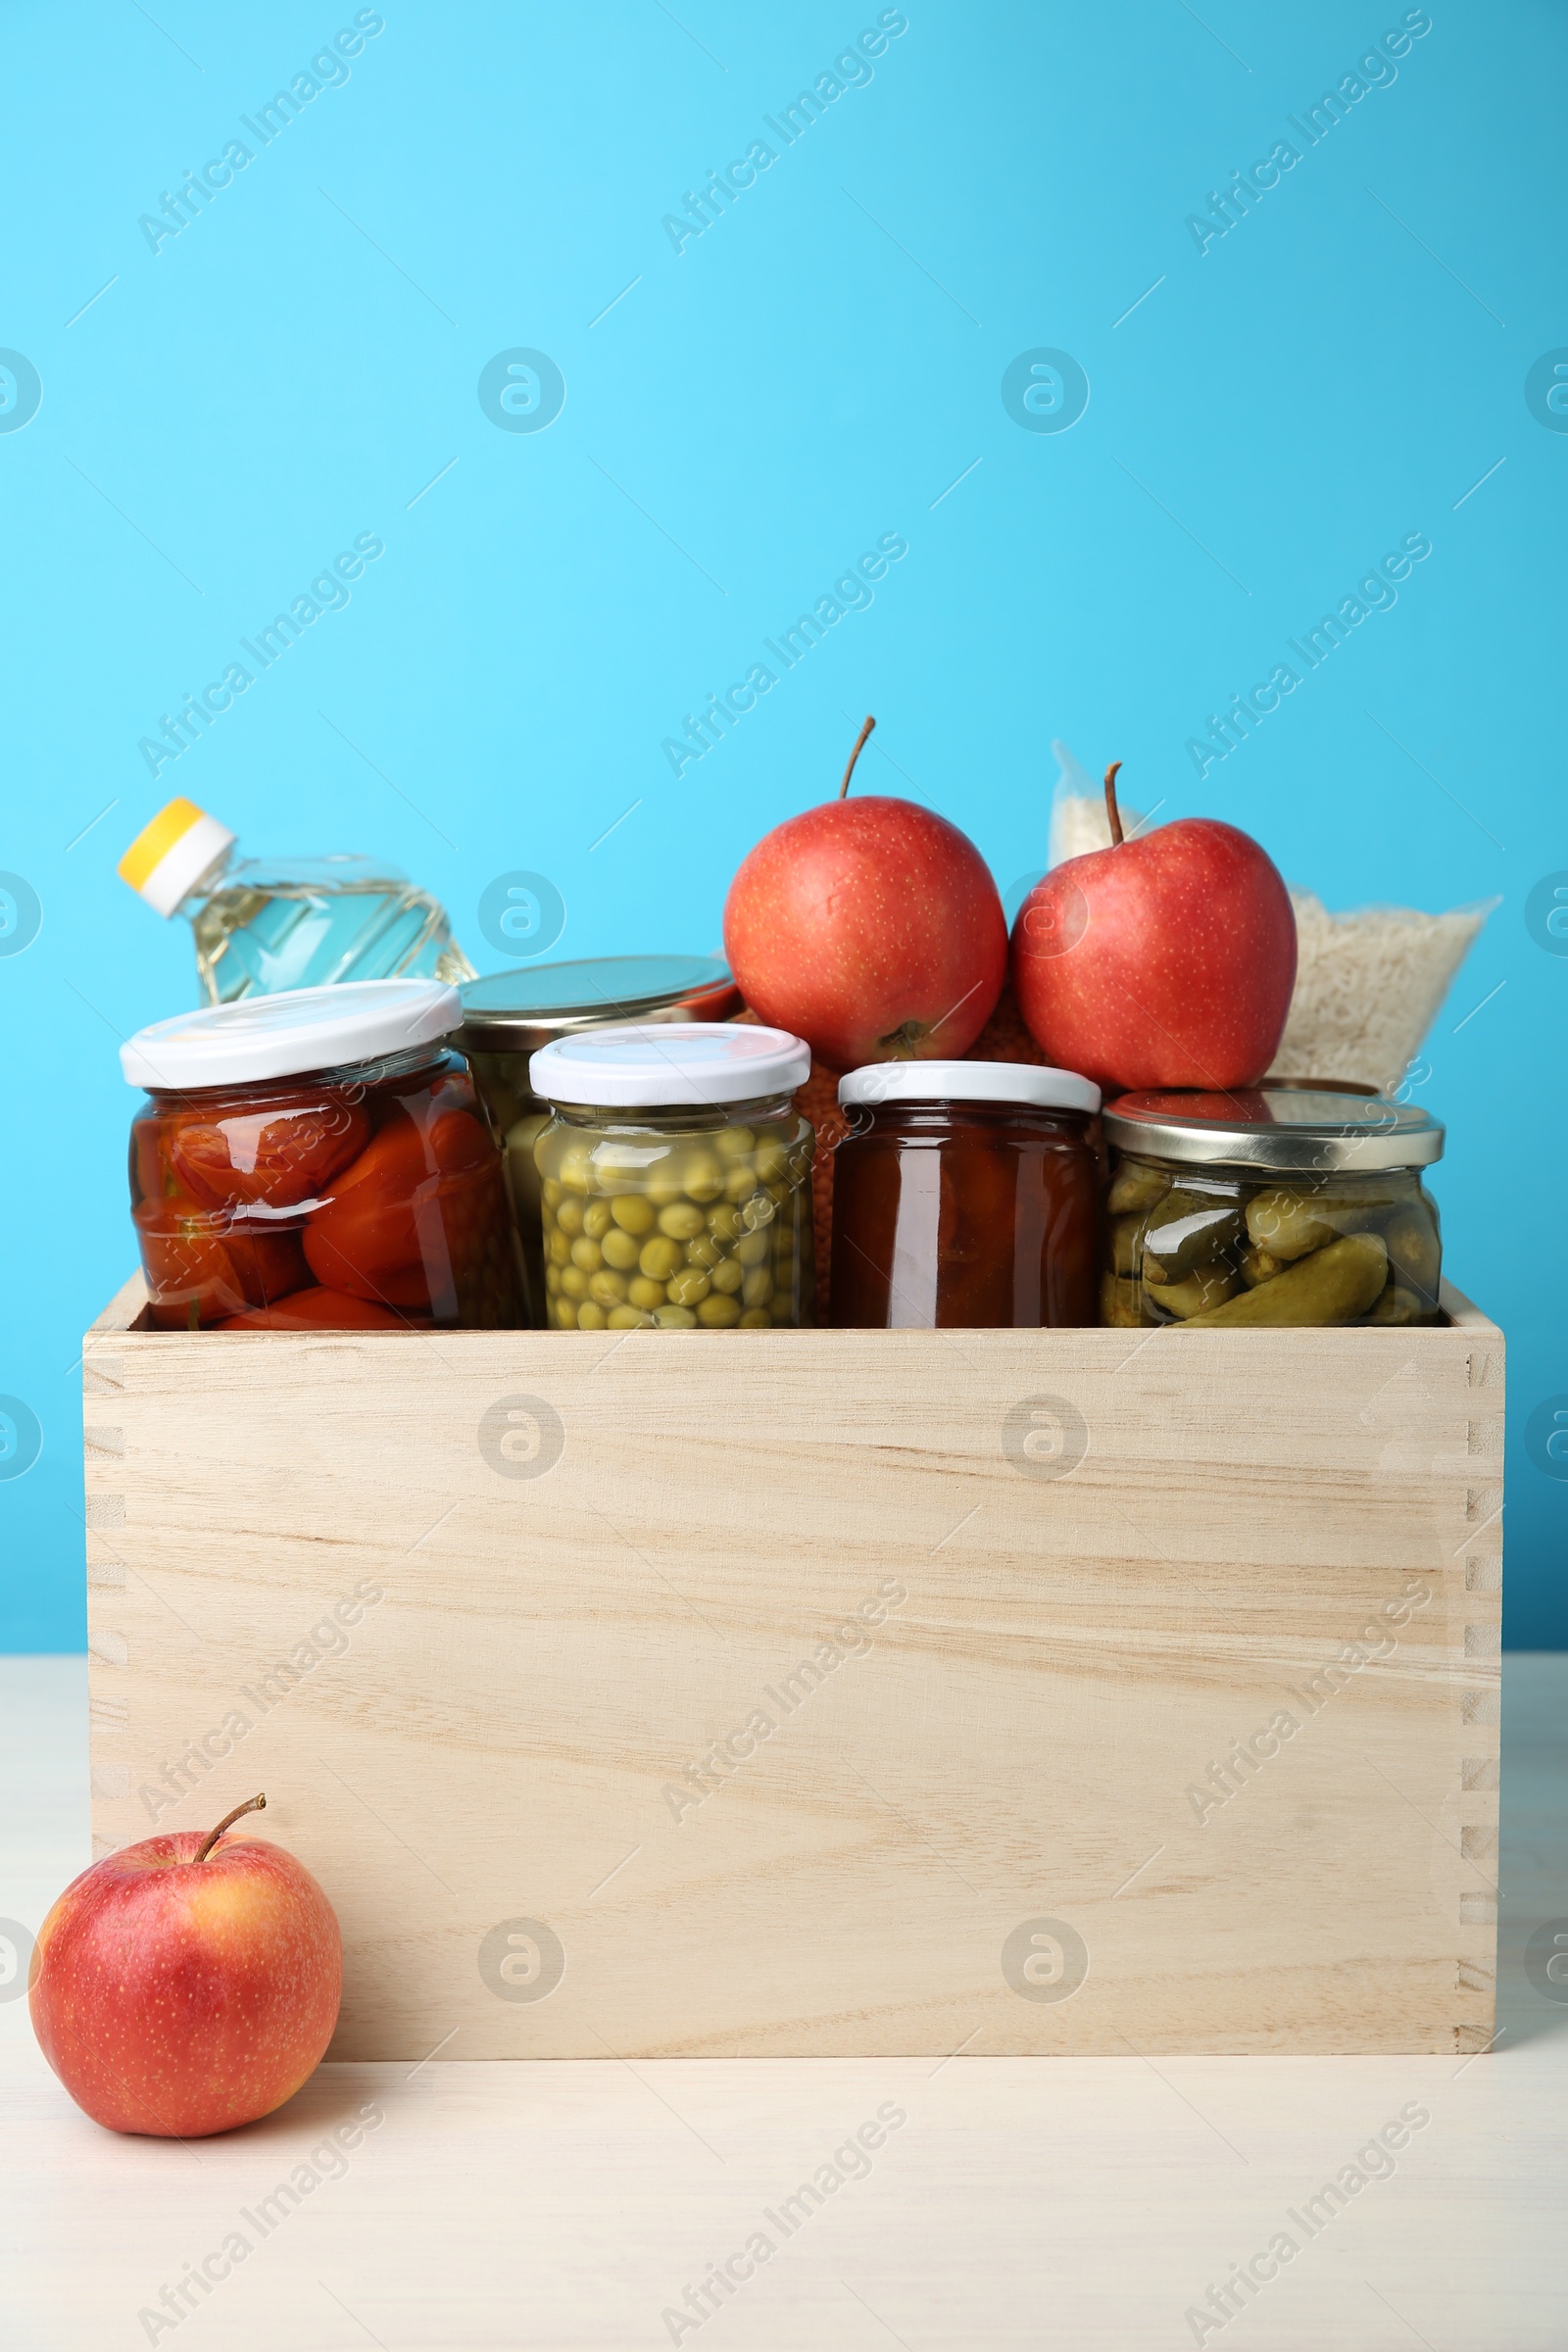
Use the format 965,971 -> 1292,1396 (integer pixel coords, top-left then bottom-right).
118,798 -> 474,1004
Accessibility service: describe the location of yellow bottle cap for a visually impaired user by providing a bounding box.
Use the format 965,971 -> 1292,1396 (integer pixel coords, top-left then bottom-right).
118,798 -> 234,917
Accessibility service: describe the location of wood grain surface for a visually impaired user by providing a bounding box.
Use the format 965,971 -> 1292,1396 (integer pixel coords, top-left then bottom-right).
82,1274 -> 1502,2058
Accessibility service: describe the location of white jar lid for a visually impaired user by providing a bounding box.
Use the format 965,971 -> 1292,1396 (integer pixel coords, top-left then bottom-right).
838,1058 -> 1102,1113
121,979 -> 463,1090
529,1021 -> 809,1107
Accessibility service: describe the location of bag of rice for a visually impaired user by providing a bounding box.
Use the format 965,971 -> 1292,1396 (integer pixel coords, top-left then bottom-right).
1266,893 -> 1494,1097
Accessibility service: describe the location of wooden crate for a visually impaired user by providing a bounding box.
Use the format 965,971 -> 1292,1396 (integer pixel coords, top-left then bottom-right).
81,1274 -> 1502,2059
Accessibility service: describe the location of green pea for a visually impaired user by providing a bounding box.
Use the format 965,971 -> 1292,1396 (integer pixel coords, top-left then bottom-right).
607,1304 -> 653,1330
554,1195 -> 584,1238
582,1198 -> 613,1242
697,1291 -> 742,1327
654,1303 -> 698,1330
569,1236 -> 603,1274
707,1203 -> 744,1243
551,1298 -> 577,1329
686,1233 -> 723,1270
665,1265 -> 712,1307
611,1194 -> 656,1236
680,1151 -> 725,1204
735,1230 -> 770,1267
576,1299 -> 608,1331
658,1200 -> 707,1241
588,1269 -> 628,1306
639,1236 -> 684,1283
600,1226 -> 640,1271
715,1126 -> 756,1160
547,1228 -> 571,1268
560,1264 -> 589,1301
710,1257 -> 745,1295
724,1163 -> 759,1203
558,1146 -> 594,1195
741,1265 -> 773,1309
738,1306 -> 772,1329
541,1178 -> 563,1209
754,1140 -> 789,1184
627,1276 -> 666,1311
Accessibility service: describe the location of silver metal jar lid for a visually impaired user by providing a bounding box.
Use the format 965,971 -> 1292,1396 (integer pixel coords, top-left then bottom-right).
1103,1088 -> 1445,1173
455,955 -> 738,1057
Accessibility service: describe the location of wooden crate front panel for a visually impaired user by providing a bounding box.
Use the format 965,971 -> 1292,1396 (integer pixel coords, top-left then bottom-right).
82,1279 -> 1502,2057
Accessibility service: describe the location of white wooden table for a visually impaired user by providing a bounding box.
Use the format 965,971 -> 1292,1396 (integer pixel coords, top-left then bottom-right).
3,1653 -> 1564,2351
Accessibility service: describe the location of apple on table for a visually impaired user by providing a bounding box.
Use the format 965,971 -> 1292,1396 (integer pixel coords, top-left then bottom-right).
29,1793 -> 342,2138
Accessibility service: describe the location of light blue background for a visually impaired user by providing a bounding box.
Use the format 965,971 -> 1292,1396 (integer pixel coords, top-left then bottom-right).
1,1 -> 1562,1647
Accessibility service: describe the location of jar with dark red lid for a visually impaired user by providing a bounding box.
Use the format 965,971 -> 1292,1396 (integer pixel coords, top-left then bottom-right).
827,1061 -> 1102,1328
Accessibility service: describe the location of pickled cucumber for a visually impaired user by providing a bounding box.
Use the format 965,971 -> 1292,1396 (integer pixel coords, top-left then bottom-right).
1100,1271 -> 1154,1328
1107,1159 -> 1171,1216
1381,1203 -> 1442,1309
1108,1212 -> 1150,1278
1174,1233 -> 1389,1328
1142,1191 -> 1244,1284
1368,1278 -> 1423,1325
1245,1185 -> 1399,1260
1240,1242 -> 1284,1289
1146,1262 -> 1241,1319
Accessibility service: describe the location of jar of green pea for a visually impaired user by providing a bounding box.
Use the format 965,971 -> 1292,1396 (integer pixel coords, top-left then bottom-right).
527,1024 -> 814,1332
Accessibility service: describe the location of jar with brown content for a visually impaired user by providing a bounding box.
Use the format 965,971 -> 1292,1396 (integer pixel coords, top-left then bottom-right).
827,1061 -> 1102,1328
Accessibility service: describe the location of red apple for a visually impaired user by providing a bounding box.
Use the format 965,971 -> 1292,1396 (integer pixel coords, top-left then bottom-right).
1011,764 -> 1297,1092
29,1794 -> 341,2138
723,717 -> 1007,1069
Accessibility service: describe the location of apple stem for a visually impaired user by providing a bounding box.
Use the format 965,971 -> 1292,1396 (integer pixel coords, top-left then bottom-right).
194,1792 -> 266,1865
1103,760 -> 1125,848
838,713 -> 876,799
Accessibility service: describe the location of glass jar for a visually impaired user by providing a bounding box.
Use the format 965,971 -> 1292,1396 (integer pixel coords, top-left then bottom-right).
121,980 -> 520,1332
454,956 -> 741,1326
527,1024 -> 812,1331
1101,1090 -> 1445,1329
827,1061 -> 1102,1328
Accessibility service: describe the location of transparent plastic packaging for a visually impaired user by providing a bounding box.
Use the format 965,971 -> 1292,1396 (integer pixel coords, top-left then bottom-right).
118,796 -> 472,1004
187,854 -> 473,1005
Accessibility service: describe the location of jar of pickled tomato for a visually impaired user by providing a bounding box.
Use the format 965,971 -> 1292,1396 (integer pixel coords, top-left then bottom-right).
121,980 -> 520,1331
527,1024 -> 813,1331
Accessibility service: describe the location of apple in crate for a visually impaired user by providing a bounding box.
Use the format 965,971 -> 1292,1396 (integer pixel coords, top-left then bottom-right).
29,1794 -> 341,2137
1011,763 -> 1297,1092
724,716 -> 1007,1069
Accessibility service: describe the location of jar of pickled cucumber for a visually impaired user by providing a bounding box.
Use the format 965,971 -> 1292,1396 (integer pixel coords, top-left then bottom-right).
527,1024 -> 814,1332
1101,1090 -> 1445,1329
